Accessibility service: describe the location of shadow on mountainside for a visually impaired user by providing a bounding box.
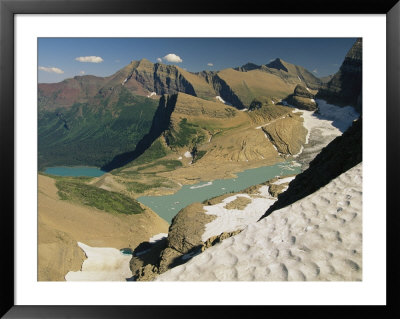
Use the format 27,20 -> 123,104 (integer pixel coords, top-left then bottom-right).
101,94 -> 177,172
259,117 -> 362,221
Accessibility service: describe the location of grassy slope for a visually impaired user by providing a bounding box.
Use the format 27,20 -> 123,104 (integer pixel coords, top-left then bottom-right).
38,174 -> 170,281
55,179 -> 144,215
217,68 -> 295,106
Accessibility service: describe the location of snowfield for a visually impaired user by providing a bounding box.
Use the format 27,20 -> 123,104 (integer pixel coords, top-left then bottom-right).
156,163 -> 362,281
65,242 -> 132,281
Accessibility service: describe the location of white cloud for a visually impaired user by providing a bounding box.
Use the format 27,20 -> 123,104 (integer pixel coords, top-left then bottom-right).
207,63 -> 213,66
79,70 -> 85,75
38,66 -> 64,74
163,53 -> 183,63
156,57 -> 162,63
312,69 -> 318,74
75,56 -> 104,63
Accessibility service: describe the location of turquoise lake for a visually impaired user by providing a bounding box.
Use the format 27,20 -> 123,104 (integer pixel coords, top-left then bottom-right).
44,166 -> 106,177
137,161 -> 301,223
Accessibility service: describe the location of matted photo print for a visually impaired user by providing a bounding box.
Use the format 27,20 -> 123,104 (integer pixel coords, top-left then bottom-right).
37,37 -> 362,282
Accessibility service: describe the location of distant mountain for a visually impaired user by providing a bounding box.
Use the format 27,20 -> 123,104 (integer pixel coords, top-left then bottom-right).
104,92 -> 307,172
39,57 -> 322,111
316,38 -> 362,112
320,74 -> 334,83
38,58 -> 321,170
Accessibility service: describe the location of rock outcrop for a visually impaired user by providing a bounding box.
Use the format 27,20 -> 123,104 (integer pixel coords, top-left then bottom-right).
285,84 -> 318,111
262,114 -> 308,156
130,202 -> 216,280
316,38 -> 362,112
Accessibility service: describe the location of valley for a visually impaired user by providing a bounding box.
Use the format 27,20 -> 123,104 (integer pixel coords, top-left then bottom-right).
37,38 -> 362,282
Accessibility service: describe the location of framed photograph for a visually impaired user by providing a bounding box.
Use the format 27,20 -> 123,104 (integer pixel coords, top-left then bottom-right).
1,0 -> 398,317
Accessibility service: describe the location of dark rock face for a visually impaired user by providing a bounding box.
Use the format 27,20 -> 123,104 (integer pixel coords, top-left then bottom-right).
317,38 -> 362,112
260,117 -> 362,220
267,58 -> 289,72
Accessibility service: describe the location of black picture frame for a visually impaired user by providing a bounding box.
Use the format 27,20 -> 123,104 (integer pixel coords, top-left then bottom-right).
1,0 -> 399,317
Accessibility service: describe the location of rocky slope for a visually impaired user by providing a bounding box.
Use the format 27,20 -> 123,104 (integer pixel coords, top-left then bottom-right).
285,84 -> 318,111
316,38 -> 362,112
129,176 -> 294,281
260,117 -> 361,219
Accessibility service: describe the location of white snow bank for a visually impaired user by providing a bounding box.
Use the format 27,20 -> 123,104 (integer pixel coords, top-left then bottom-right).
184,151 -> 192,158
157,163 -> 363,281
147,92 -> 156,98
201,185 -> 277,241
65,242 -> 132,281
271,176 -> 295,185
215,96 -> 226,103
314,99 -> 359,132
149,233 -> 168,243
216,96 -> 233,106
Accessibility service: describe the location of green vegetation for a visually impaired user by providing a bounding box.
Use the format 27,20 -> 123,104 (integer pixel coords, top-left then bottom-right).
55,179 -> 144,215
38,88 -> 159,170
125,181 -> 164,193
113,139 -> 168,174
137,159 -> 183,173
40,172 -> 95,183
166,118 -> 205,148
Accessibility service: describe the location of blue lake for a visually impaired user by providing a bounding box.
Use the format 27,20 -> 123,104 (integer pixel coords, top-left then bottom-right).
44,166 -> 106,177
137,161 -> 301,223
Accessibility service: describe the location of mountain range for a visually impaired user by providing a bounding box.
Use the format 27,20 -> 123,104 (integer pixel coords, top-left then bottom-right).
38,39 -> 361,173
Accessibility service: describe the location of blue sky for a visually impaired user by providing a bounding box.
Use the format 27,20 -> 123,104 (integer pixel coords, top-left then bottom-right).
38,38 -> 357,83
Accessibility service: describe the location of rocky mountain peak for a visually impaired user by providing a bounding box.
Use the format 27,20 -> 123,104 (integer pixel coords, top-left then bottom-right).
266,58 -> 288,72
316,38 -> 362,111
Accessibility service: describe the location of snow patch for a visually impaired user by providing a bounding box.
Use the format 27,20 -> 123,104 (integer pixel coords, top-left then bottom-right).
147,92 -> 156,98
65,242 -> 132,281
149,233 -> 168,243
190,182 -> 213,189
184,151 -> 192,158
201,185 -> 277,241
272,176 -> 295,185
